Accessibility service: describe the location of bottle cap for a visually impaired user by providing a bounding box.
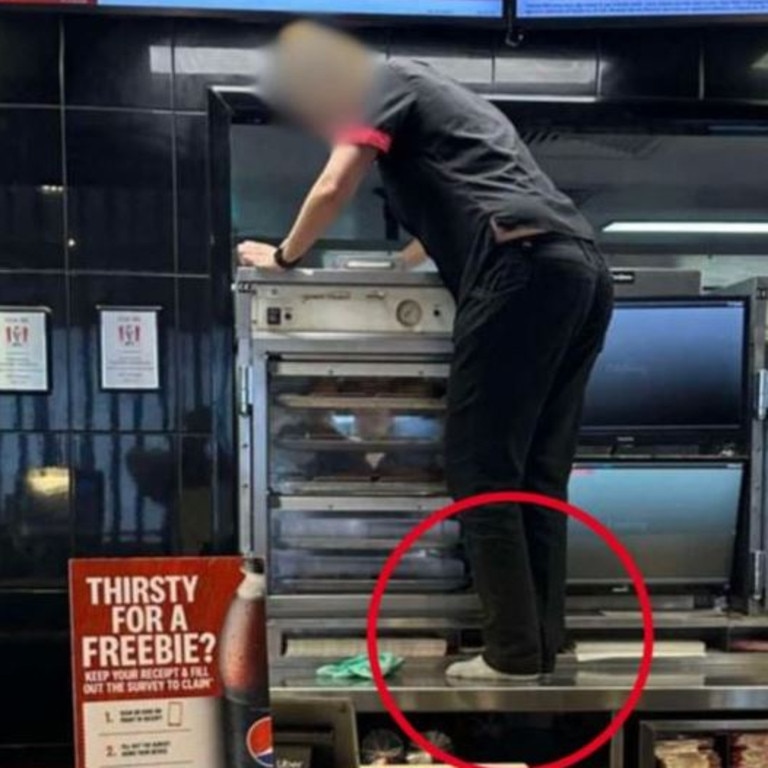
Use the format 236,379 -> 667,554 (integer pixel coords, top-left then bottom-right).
242,554 -> 265,575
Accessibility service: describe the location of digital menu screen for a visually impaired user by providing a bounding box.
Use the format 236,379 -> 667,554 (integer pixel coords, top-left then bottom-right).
0,0 -> 503,16
517,0 -> 768,18
582,300 -> 747,434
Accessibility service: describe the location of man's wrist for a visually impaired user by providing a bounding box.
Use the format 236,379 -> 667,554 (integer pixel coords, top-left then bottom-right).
274,245 -> 301,269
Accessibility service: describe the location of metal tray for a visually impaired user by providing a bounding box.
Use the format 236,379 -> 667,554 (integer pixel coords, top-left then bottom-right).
275,578 -> 469,593
274,479 -> 447,496
276,394 -> 447,411
273,552 -> 465,580
275,437 -> 442,452
278,537 -> 459,551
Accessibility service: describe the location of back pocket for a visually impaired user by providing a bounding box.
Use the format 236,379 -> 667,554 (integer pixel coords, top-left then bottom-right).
469,247 -> 532,300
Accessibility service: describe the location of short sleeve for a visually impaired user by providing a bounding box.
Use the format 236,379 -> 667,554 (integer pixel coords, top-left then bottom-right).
335,64 -> 415,155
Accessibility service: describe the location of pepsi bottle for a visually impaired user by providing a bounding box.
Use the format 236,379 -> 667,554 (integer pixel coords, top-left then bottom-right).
219,556 -> 273,767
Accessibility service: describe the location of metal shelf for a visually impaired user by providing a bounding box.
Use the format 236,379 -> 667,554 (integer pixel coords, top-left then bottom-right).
270,653 -> 768,714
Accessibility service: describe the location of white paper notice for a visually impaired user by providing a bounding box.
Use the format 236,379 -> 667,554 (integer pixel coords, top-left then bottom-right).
100,309 -> 160,391
0,310 -> 49,392
83,697 -> 225,768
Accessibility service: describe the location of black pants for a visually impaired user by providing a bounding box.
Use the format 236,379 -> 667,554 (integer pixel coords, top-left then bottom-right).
445,235 -> 614,675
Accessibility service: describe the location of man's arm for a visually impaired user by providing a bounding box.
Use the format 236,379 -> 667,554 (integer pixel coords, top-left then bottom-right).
238,144 -> 378,269
399,238 -> 430,269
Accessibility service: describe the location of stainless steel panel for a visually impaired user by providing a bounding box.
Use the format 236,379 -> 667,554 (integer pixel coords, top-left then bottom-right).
272,360 -> 450,379
611,268 -> 701,296
717,278 -> 768,611
237,267 -> 447,288
273,479 -> 446,497
270,653 -> 768,714
276,496 -> 453,512
250,283 -> 454,335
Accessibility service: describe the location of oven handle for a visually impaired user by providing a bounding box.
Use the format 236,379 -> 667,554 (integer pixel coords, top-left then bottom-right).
271,360 -> 451,378
339,258 -> 397,271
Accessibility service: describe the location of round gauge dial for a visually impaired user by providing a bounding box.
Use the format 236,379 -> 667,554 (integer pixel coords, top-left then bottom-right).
396,299 -> 423,327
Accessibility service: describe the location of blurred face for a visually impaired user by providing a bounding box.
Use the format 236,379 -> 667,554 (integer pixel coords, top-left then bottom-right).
270,22 -> 373,141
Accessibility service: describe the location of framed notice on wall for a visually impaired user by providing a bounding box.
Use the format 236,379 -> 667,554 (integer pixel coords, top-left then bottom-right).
99,307 -> 161,391
0,306 -> 50,393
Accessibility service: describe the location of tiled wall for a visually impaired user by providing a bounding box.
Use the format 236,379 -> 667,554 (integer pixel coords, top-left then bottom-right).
0,15 -> 230,600
0,14 -> 239,761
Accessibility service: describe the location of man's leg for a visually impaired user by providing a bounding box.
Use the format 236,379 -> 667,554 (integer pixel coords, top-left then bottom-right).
523,244 -> 614,672
445,239 -> 605,674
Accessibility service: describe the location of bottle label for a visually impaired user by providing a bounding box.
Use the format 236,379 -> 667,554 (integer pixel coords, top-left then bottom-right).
223,699 -> 273,768
247,716 -> 274,768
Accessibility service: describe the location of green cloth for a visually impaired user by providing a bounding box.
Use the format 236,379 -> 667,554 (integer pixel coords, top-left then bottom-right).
316,653 -> 404,680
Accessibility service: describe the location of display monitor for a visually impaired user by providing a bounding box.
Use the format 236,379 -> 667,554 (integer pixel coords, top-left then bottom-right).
568,462 -> 743,586
516,0 -> 768,20
582,299 -> 748,436
4,0 -> 503,16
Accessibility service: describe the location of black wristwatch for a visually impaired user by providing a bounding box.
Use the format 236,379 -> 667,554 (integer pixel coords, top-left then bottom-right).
274,245 -> 299,270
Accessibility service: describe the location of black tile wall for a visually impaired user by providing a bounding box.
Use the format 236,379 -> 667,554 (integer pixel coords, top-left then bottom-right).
0,15 -> 60,105
64,16 -> 173,109
178,277 -> 213,432
69,274 -> 177,431
172,19 -> 273,111
179,434 -> 214,554
66,109 -> 175,272
0,108 -> 64,269
71,432 -> 178,557
176,114 -> 209,273
0,431 -> 69,581
0,274 -> 68,431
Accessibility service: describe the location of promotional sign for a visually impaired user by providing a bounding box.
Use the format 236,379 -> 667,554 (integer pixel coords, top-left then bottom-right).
70,556 -> 273,768
0,307 -> 49,392
99,307 -> 160,391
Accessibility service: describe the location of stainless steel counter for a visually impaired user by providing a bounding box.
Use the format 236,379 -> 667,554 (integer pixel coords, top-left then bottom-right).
271,653 -> 768,713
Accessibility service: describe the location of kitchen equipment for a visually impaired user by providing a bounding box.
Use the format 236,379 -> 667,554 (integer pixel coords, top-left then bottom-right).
236,267 -> 756,660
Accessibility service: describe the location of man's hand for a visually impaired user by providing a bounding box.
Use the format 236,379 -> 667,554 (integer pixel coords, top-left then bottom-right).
398,239 -> 430,270
237,241 -> 281,270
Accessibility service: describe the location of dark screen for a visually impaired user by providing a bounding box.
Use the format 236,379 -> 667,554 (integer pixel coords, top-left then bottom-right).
583,300 -> 746,432
568,462 -> 743,584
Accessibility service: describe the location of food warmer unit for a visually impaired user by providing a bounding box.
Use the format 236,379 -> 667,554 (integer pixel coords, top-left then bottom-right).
235,264 -> 760,662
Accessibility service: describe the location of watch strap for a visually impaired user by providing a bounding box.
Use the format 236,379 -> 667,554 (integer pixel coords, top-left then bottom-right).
274,246 -> 299,270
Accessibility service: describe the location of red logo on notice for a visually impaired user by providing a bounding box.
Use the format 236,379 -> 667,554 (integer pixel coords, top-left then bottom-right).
6,325 -> 29,347
118,324 -> 140,346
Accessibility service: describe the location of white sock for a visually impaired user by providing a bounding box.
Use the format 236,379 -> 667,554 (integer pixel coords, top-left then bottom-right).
445,655 -> 540,681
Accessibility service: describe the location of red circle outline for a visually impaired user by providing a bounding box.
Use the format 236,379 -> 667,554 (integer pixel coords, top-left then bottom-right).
366,491 -> 655,768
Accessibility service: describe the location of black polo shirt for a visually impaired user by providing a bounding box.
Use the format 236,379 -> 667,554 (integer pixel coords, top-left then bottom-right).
336,59 -> 595,300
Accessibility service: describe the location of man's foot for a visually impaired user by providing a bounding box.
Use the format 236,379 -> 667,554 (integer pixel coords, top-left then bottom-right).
445,655 -> 540,681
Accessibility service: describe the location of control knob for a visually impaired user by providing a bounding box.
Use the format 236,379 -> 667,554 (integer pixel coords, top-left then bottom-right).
396,299 -> 423,328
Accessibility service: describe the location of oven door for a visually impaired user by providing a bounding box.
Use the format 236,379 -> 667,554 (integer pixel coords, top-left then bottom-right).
258,358 -> 465,595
